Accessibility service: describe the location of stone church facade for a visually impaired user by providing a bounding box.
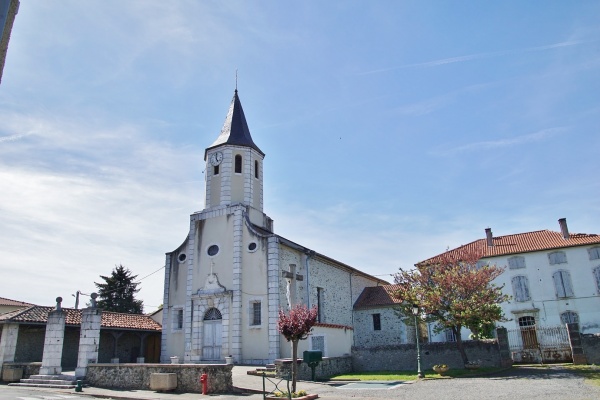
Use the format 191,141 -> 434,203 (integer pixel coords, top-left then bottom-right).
161,90 -> 387,364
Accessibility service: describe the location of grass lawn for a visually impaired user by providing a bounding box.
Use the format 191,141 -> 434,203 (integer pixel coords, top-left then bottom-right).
329,367 -> 502,381
564,364 -> 600,387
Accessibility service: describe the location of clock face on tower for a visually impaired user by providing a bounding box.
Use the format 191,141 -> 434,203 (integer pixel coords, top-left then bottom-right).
209,151 -> 223,166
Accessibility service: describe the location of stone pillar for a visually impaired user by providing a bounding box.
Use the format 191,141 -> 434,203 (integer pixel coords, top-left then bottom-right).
39,297 -> 67,375
566,323 -> 587,365
75,294 -> 102,378
0,323 -> 19,363
495,327 -> 513,367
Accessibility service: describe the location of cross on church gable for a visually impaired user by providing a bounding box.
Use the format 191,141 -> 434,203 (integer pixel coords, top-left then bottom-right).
282,264 -> 303,309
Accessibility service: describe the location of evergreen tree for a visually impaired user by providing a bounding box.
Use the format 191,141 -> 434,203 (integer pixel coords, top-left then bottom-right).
95,264 -> 144,314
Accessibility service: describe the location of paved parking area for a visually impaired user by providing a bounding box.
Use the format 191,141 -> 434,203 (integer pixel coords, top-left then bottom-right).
1,365 -> 599,400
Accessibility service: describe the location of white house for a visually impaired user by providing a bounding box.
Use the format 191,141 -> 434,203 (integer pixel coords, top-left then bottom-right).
160,90 -> 387,365
418,218 -> 600,335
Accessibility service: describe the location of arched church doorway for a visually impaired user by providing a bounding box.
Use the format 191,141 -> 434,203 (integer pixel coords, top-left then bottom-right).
202,307 -> 222,360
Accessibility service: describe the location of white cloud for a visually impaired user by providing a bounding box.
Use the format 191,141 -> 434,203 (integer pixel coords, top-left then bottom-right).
357,39 -> 598,75
433,127 -> 566,156
0,110 -> 203,311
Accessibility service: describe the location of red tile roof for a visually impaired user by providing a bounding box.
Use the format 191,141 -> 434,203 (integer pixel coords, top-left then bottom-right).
0,297 -> 34,307
419,229 -> 600,265
314,322 -> 353,330
353,285 -> 404,309
0,306 -> 161,331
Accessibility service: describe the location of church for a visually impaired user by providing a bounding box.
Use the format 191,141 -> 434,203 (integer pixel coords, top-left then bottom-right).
160,90 -> 387,365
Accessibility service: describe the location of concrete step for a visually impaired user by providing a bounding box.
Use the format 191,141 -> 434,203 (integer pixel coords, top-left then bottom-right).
8,374 -> 83,389
18,378 -> 78,385
9,382 -> 77,389
28,374 -> 77,381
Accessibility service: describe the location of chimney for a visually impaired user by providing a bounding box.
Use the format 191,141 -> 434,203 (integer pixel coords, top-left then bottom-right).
558,218 -> 570,239
485,228 -> 494,246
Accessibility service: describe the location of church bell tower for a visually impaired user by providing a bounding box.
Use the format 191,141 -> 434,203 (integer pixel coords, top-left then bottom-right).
204,90 -> 265,212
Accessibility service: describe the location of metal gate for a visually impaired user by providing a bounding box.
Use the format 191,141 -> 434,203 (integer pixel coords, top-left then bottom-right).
507,325 -> 572,363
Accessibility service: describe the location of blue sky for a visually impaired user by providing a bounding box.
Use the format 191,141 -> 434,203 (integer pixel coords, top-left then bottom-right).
1,1 -> 599,312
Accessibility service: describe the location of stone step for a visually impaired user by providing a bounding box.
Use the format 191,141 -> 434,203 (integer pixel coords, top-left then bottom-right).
28,374 -> 77,381
18,378 -> 79,385
8,382 -> 77,389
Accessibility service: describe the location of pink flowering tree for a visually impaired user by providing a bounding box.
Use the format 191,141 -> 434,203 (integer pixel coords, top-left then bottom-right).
393,249 -> 510,365
277,304 -> 318,392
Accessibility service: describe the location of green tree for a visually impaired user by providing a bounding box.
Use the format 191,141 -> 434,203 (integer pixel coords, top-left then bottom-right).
277,304 -> 318,393
95,264 -> 144,314
392,249 -> 510,365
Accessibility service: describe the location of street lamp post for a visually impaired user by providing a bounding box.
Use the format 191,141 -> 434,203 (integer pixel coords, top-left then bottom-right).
412,304 -> 424,379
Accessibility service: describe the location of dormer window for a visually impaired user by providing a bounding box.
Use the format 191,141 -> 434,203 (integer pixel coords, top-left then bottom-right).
235,155 -> 242,173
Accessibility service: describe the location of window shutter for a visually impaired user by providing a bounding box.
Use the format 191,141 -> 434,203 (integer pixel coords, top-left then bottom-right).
553,271 -> 566,298
512,276 -> 530,302
562,271 -> 574,297
589,247 -> 600,260
594,267 -> 600,293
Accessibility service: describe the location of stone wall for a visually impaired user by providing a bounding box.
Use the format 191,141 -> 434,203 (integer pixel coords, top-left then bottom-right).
582,333 -> 600,364
353,308 -> 406,348
352,340 -> 502,371
85,363 -> 233,393
14,326 -> 44,363
275,356 -> 352,380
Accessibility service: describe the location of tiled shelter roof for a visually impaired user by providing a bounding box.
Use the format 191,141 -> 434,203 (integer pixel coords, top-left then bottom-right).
0,306 -> 161,331
0,297 -> 34,307
353,284 -> 403,309
419,229 -> 600,265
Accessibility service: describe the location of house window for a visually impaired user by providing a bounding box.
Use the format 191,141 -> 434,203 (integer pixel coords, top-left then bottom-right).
213,165 -> 219,175
553,270 -> 574,298
594,266 -> 600,293
317,287 -> 324,323
235,155 -> 242,173
560,311 -> 579,325
508,256 -> 526,270
518,315 -> 536,327
589,247 -> 600,260
476,260 -> 489,269
372,313 -> 381,331
445,328 -> 456,342
249,301 -> 261,326
511,275 -> 531,302
548,251 -> 567,265
172,308 -> 183,331
254,160 -> 259,179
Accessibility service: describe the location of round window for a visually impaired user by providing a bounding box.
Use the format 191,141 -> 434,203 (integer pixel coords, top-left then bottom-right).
207,245 -> 219,256
248,242 -> 257,252
178,253 -> 187,263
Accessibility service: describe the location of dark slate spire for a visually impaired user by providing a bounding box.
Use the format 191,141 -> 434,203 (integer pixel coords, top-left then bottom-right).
206,90 -> 264,157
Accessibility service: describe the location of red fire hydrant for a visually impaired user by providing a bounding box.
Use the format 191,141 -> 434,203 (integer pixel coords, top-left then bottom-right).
200,373 -> 208,395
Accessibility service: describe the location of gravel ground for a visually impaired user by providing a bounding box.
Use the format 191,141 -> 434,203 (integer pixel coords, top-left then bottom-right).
309,366 -> 600,400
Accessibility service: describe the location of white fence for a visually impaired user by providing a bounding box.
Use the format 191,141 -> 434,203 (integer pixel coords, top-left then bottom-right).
506,325 -> 572,363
